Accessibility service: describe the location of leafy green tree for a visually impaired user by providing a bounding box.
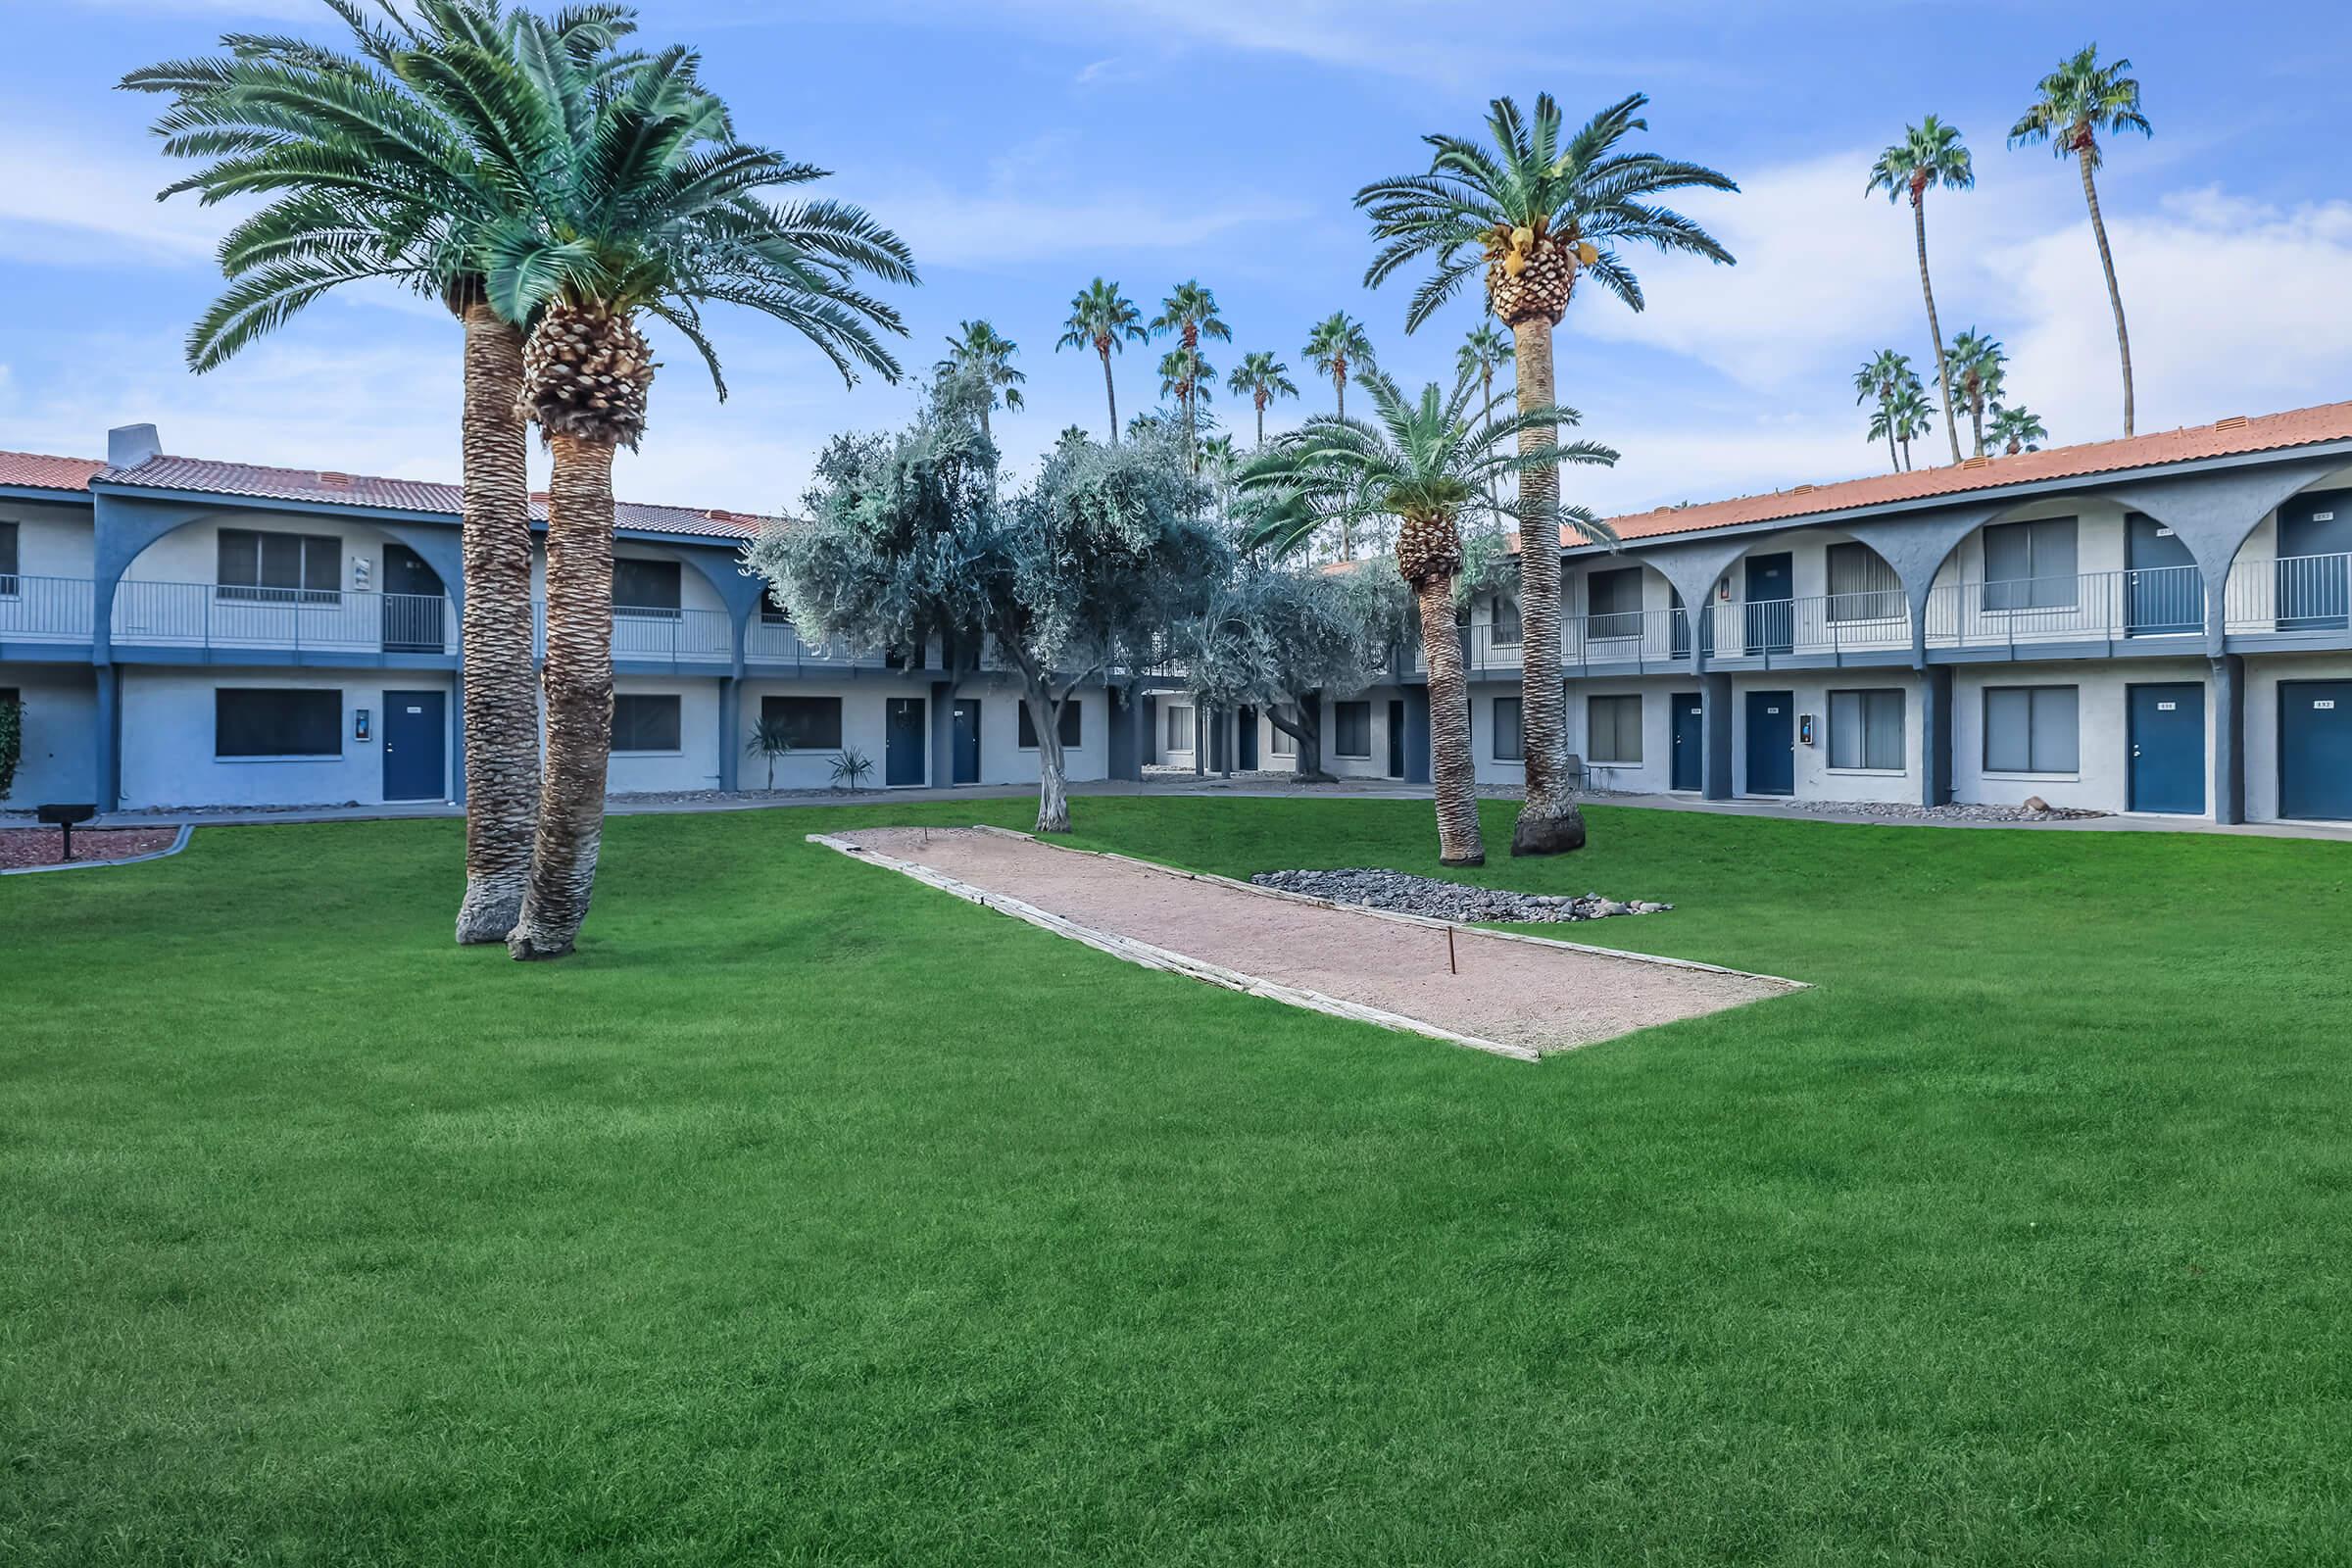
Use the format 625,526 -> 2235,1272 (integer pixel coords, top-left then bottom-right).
1357,90 -> 1733,856
2011,45 -> 2151,435
934,318 -> 1024,442
1948,328 -> 2006,457
1226,350 -> 1299,446
1988,404 -> 2049,456
122,0 -> 636,947
1302,313 -> 1375,419
1853,348 -> 1918,472
1245,370 -> 1614,864
1151,281 -> 1232,468
1055,278 -> 1149,443
1867,116 -> 1973,466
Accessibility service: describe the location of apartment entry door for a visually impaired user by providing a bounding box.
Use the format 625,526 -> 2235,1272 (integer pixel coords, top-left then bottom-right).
1387,699 -> 1406,777
885,697 -> 926,787
1671,691 -> 1703,792
1744,689 -> 1793,796
2280,681 -> 2352,819
381,690 -> 445,802
951,699 -> 981,785
2127,683 -> 2205,814
1744,553 -> 1793,655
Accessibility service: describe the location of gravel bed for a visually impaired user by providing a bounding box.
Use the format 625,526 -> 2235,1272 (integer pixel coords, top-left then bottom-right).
1,826 -> 180,870
1772,798 -> 2109,823
1250,867 -> 1669,923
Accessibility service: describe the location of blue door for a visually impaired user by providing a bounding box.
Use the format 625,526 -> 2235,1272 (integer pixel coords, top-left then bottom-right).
1671,691 -> 1703,791
951,699 -> 981,784
1744,553 -> 1793,655
1745,690 -> 1793,795
2278,490 -> 2352,632
2280,681 -> 2352,820
2128,683 -> 2205,813
885,697 -> 925,786
2125,514 -> 2200,636
381,689 -> 444,802
1239,706 -> 1259,769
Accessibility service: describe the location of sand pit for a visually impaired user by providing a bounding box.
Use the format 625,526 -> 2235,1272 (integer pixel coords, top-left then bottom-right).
815,827 -> 1803,1061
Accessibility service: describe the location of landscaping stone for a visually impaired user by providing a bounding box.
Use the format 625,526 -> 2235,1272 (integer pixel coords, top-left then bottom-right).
1248,867 -> 1670,923
1775,798 -> 2108,823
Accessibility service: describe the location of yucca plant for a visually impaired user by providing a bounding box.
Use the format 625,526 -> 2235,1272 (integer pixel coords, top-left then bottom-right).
745,715 -> 795,790
1244,370 -> 1615,865
1358,91 -> 1733,856
1867,116 -> 1974,466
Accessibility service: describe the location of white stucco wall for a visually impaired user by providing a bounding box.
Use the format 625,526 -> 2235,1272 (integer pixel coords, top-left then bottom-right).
119,667 -> 456,808
1949,656 -> 2215,816
0,664 -> 97,804
2244,652 -> 2352,822
3,500 -> 97,578
605,676 -> 722,793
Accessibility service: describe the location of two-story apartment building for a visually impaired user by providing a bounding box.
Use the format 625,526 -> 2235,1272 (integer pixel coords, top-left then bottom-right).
1202,400 -> 2352,824
1,424 -> 1144,811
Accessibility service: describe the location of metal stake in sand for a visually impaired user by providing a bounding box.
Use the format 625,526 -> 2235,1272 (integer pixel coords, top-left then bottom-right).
1447,926 -> 1457,975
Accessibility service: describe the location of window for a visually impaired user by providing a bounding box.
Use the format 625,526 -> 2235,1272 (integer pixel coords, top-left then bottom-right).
1587,567 -> 1643,638
1165,704 -> 1196,753
1493,696 -> 1524,760
760,695 -> 842,750
1982,518 -> 2079,611
1017,698 -> 1083,749
759,583 -> 791,624
612,559 -> 682,617
1491,596 -> 1522,646
0,521 -> 18,595
216,688 -> 340,758
1984,685 -> 2079,773
1267,711 -> 1297,756
1826,542 -> 1901,622
611,694 -> 681,753
1829,688 -> 1906,770
1333,701 -> 1372,758
1588,694 -> 1642,763
217,528 -> 339,604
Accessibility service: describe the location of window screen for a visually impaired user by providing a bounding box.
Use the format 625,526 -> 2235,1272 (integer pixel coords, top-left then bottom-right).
1493,696 -> 1524,760
217,529 -> 340,603
761,695 -> 842,749
1165,705 -> 1195,752
612,559 -> 682,616
1587,567 -> 1642,638
215,688 -> 340,757
1491,597 -> 1522,646
1333,701 -> 1371,758
0,521 -> 18,593
1984,686 -> 2079,772
1268,711 -> 1297,756
611,694 -> 681,752
1018,699 -> 1083,749
1826,542 -> 1901,622
1588,694 -> 1642,763
1982,518 -> 2079,611
1829,688 -> 1906,770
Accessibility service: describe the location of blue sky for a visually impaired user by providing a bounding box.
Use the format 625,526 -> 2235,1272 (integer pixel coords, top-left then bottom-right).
4,0 -> 2349,517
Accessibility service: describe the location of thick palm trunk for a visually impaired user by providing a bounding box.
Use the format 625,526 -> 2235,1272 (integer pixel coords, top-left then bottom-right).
1414,576 -> 1484,866
1506,318 -> 1584,857
452,302 -> 540,945
1027,689 -> 1070,833
508,431 -> 616,960
1100,345 -> 1118,443
2080,147 -> 2134,436
1915,199 -> 1962,466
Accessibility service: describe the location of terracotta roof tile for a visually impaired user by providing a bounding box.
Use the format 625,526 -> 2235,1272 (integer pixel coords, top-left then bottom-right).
0,449 -> 108,493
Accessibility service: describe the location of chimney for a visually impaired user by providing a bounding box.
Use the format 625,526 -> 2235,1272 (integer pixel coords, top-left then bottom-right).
108,423 -> 162,469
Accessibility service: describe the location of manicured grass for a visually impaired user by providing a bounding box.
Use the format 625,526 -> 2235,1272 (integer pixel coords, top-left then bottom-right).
4,798 -> 2350,1565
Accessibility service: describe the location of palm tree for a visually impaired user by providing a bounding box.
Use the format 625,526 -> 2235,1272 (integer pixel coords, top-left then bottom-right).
1302,312 -> 1375,419
1156,345 -> 1215,471
1948,328 -> 2006,457
1243,371 -> 1615,865
1458,320 -> 1516,513
1888,381 -> 1936,470
1358,91 -> 1735,857
1853,348 -> 1916,472
1150,280 -> 1231,468
745,714 -> 794,790
1226,350 -> 1298,446
1988,404 -> 2049,456
2010,45 -> 2150,436
484,47 -> 913,958
934,318 -> 1023,442
1866,116 -> 1972,466
122,0 -> 637,948
1198,432 -> 1241,513
1055,278 -> 1148,442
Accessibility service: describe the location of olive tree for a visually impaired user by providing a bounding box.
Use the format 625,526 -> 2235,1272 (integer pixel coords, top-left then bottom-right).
751,396 -> 1226,832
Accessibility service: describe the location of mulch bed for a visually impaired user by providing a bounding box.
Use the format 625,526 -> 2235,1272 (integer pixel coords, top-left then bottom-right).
0,827 -> 180,870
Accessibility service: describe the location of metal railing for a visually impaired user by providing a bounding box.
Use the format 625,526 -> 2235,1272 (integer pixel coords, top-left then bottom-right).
1705,591 -> 1912,662
2224,552 -> 2351,634
1922,566 -> 2204,649
0,574 -> 96,642
742,614 -> 892,670
112,580 -> 455,654
1414,608 -> 1697,675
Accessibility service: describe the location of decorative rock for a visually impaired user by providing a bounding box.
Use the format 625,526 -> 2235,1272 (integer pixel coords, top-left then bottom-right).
1249,867 -> 1670,924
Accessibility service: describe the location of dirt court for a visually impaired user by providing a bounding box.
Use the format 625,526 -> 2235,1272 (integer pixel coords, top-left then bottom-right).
0,826 -> 180,871
824,827 -> 1802,1058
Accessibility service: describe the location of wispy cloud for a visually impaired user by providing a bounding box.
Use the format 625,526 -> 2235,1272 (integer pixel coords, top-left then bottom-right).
0,125 -> 241,267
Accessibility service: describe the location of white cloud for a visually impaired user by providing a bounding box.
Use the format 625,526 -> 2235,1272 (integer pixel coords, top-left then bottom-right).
0,127 -> 244,267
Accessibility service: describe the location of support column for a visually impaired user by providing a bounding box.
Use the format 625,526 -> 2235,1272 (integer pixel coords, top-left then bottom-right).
2210,653 -> 2245,824
718,675 -> 741,792
450,672 -> 467,805
1403,686 -> 1432,786
94,664 -> 122,811
1702,670 -> 1734,800
1193,705 -> 1205,776
927,679 -> 954,788
1919,664 -> 1953,808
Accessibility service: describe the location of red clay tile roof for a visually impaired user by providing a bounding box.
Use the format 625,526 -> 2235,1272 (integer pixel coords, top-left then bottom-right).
73,453 -> 769,540
1509,401 -> 2352,552
0,450 -> 108,493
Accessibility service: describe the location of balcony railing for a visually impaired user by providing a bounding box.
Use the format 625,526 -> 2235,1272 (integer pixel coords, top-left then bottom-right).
742,614 -> 892,670
112,580 -> 455,655
2224,552 -> 2351,635
0,574 -> 96,642
1705,591 -> 1912,662
1923,566 -> 2204,650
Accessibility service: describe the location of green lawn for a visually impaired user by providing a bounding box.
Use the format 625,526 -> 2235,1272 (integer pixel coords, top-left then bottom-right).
5,798 -> 2350,1565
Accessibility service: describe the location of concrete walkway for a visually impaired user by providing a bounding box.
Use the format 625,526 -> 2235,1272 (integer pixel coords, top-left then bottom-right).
18,777 -> 2351,843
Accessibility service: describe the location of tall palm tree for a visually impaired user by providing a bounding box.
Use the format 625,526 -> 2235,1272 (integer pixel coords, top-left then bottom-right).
1458,320 -> 1516,513
1988,404 -> 2049,456
483,46 -> 913,958
1888,381 -> 1936,471
1156,345 -> 1215,471
1358,91 -> 1735,857
1853,348 -> 1916,472
933,318 -> 1023,442
1302,312 -> 1375,419
1150,280 -> 1231,468
1242,370 -> 1615,865
1866,116 -> 1972,466
1226,350 -> 1298,446
1055,278 -> 1147,443
2010,45 -> 2150,436
1948,328 -> 2006,457
122,0 -> 637,948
